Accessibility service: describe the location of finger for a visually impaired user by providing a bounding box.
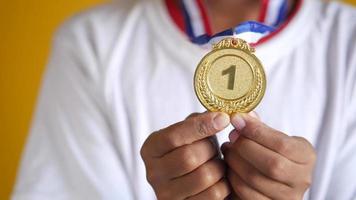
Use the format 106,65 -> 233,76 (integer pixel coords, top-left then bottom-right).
231,114 -> 308,163
230,194 -> 242,200
248,111 -> 260,120
186,112 -> 201,119
167,159 -> 226,199
159,138 -> 217,179
224,146 -> 293,199
229,129 -> 241,143
290,136 -> 317,164
231,136 -> 301,186
228,170 -> 271,200
186,179 -> 230,200
142,112 -> 230,157
220,142 -> 231,153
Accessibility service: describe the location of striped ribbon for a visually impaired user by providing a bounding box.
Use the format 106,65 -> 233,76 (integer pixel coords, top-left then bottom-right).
180,0 -> 289,45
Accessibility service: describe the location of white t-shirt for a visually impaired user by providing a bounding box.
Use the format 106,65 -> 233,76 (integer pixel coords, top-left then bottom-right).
13,0 -> 356,199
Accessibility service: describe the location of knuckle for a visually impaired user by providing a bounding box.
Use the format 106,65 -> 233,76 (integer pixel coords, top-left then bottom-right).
230,176 -> 244,194
293,136 -> 309,144
156,189 -> 172,200
275,137 -> 292,155
186,112 -> 200,120
301,175 -> 313,189
209,186 -> 225,200
146,170 -> 159,185
162,130 -> 181,149
288,192 -> 302,200
196,165 -> 216,186
238,137 -> 250,148
278,186 -> 293,198
180,150 -> 199,171
294,136 -> 312,148
293,136 -> 317,162
140,132 -> 156,158
308,147 -> 317,163
249,124 -> 264,140
197,168 -> 213,186
266,157 -> 285,179
196,121 -> 211,137
139,145 -> 146,159
180,146 -> 193,159
191,116 -> 215,137
245,168 -> 260,187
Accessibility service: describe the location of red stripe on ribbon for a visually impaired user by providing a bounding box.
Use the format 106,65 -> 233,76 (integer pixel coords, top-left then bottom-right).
165,0 -> 185,33
196,0 -> 212,36
255,0 -> 303,46
258,0 -> 269,23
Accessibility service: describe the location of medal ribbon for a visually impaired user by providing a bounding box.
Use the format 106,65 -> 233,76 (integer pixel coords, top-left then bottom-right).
178,0 -> 289,45
259,0 -> 289,27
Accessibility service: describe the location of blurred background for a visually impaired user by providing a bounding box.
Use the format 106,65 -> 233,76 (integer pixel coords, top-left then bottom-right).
0,0 -> 102,198
0,0 -> 355,199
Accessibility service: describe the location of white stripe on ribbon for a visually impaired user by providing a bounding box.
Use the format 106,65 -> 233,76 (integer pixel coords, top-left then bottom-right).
264,0 -> 285,26
233,32 -> 270,44
208,32 -> 269,46
183,0 -> 205,37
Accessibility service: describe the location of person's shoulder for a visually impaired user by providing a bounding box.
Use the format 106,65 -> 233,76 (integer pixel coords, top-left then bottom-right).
50,0 -> 146,69
323,2 -> 356,64
52,0 -> 146,51
46,1 -> 146,81
323,1 -> 356,18
316,1 -> 356,30
59,0 -> 139,31
317,1 -> 356,91
312,1 -> 356,58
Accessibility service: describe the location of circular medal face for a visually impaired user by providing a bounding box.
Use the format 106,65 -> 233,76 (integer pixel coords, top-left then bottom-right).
194,38 -> 266,114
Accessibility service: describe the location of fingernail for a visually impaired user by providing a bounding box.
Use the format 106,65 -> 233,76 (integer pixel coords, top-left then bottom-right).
213,113 -> 230,130
231,114 -> 246,131
229,130 -> 240,143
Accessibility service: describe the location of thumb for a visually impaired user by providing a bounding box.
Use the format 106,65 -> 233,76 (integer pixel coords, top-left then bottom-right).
230,112 -> 261,131
228,113 -> 263,143
248,111 -> 260,120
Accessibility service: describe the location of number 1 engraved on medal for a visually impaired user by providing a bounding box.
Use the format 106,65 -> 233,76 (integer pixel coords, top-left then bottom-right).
222,65 -> 236,90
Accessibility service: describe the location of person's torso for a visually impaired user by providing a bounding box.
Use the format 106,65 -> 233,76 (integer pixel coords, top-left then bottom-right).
51,0 -> 356,199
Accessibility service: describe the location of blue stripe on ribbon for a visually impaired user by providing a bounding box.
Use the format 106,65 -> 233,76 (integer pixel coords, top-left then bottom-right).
234,21 -> 276,35
180,1 -> 195,40
274,0 -> 289,27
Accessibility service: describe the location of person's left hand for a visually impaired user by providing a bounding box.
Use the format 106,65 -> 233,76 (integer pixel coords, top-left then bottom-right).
222,114 -> 317,200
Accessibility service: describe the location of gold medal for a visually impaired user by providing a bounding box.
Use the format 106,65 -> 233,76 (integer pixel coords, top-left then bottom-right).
194,38 -> 266,114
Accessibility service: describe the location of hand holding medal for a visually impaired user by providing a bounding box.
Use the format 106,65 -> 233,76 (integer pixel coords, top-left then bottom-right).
143,1 -> 316,200
186,1 -> 315,200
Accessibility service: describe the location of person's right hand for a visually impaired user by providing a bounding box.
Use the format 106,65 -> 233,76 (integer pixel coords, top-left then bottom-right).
140,112 -> 231,200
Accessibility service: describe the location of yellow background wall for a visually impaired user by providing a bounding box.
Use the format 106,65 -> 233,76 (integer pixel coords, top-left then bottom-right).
0,0 -> 355,199
0,0 -> 102,198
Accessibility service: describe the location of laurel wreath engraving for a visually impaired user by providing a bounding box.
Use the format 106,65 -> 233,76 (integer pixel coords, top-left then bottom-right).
197,60 -> 263,114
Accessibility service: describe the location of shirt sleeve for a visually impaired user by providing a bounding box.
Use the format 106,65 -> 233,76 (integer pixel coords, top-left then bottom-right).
12,20 -> 133,200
